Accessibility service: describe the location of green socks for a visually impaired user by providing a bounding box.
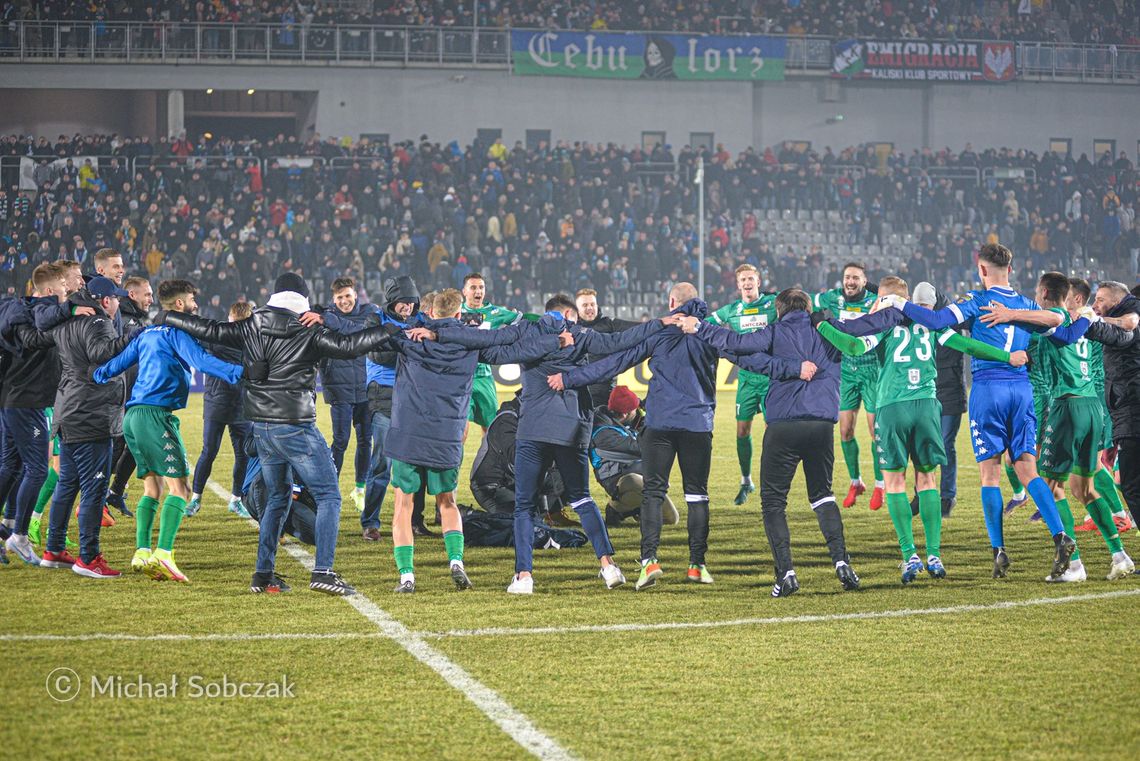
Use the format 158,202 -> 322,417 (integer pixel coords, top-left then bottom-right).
394,545 -> 415,575
1094,468 -> 1126,515
1056,498 -> 1079,560
157,495 -> 187,552
1005,464 -> 1025,496
444,530 -> 464,564
33,467 -> 58,516
871,451 -> 883,484
886,491 -> 915,560
917,489 -> 942,558
1086,497 -> 1124,554
135,495 -> 160,550
841,439 -> 861,481
355,481 -> 365,490
736,436 -> 753,479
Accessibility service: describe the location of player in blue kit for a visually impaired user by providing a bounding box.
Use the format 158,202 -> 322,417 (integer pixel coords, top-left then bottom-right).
881,244 -> 1092,580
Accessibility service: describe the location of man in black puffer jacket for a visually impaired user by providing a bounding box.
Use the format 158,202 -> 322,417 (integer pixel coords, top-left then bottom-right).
157,273 -> 397,598
40,278 -> 137,577
106,275 -> 153,517
189,300 -> 253,519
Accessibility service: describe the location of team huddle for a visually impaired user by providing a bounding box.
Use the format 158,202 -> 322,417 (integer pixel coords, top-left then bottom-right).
1,243 -> 1138,597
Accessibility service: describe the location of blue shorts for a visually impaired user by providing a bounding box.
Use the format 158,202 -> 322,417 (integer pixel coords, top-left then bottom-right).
967,379 -> 1038,463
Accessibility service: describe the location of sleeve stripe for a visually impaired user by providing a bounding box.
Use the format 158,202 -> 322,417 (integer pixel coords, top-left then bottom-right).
948,303 -> 965,324
937,330 -> 955,345
1041,326 -> 1058,336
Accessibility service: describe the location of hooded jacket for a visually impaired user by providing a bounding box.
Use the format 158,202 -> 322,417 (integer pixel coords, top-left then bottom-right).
366,275 -> 421,392
697,307 -> 901,424
1,296 -> 61,409
382,317 -> 559,470
158,296 -> 396,425
436,313 -> 663,448
117,295 -> 150,398
48,290 -> 135,443
562,299 -> 718,433
1085,294 -> 1140,441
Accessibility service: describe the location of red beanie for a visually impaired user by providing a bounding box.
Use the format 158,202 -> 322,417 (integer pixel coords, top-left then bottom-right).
607,385 -> 640,415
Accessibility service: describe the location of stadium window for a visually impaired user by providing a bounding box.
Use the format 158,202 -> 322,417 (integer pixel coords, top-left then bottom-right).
1049,138 -> 1071,156
690,132 -> 714,152
526,129 -> 551,150
1093,139 -> 1115,160
476,128 -> 502,144
642,131 -> 665,152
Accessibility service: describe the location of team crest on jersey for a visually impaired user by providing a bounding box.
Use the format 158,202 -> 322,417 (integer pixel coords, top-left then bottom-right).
956,294 -> 974,305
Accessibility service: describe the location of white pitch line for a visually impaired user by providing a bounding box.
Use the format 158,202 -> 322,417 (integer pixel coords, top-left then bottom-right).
206,480 -> 576,761
421,587 -> 1140,639
0,632 -> 385,643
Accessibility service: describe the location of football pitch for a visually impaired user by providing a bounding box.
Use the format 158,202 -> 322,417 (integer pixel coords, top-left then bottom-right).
3,392 -> 1138,759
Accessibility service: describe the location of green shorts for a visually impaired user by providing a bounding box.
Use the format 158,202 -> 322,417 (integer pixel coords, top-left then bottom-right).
1100,401 -> 1113,451
735,375 -> 770,422
44,407 -> 59,457
123,404 -> 189,479
874,398 -> 946,472
390,458 -> 459,496
467,375 -> 498,428
840,363 -> 880,414
1033,391 -> 1052,444
1040,396 -> 1103,481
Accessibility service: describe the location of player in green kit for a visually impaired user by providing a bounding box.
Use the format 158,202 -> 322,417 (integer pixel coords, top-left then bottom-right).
707,264 -> 777,504
1066,278 -> 1135,533
814,263 -> 884,510
818,277 -> 1026,583
461,273 -> 521,433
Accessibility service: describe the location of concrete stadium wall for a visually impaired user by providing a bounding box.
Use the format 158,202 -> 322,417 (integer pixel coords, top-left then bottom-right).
0,64 -> 1136,155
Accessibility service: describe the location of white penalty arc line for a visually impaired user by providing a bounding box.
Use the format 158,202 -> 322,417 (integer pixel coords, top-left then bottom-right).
205,480 -> 577,761
421,587 -> 1140,639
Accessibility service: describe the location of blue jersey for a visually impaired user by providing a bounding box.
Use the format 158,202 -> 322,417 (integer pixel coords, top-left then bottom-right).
94,325 -> 243,410
945,286 -> 1038,382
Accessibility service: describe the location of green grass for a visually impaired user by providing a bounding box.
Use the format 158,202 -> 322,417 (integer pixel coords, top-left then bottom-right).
3,392 -> 1138,759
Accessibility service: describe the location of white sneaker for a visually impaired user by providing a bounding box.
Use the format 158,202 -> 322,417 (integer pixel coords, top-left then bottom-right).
5,534 -> 41,566
600,563 -> 626,589
1107,552 -> 1135,581
352,487 -> 365,512
506,574 -> 533,595
1046,559 -> 1086,583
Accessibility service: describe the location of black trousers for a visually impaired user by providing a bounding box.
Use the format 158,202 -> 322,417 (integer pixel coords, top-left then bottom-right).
760,420 -> 848,578
639,427 -> 712,564
1116,437 -> 1140,526
109,434 -> 135,497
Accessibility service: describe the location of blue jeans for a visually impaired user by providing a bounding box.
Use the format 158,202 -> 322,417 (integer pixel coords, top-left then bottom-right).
0,408 -> 50,534
48,439 -> 112,562
192,417 -> 252,496
941,413 -> 961,500
362,410 -> 391,530
329,400 -> 372,484
513,439 -> 613,574
252,422 -> 342,574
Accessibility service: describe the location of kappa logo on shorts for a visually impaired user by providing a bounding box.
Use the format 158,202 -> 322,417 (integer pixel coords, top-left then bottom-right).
32,427 -> 41,438
164,455 -> 177,462
163,443 -> 175,451
94,472 -> 104,479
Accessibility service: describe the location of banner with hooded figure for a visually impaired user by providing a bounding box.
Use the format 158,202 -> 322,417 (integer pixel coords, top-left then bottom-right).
511,30 -> 786,80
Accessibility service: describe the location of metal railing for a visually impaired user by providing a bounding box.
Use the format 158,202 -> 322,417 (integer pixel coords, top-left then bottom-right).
0,21 -> 1137,82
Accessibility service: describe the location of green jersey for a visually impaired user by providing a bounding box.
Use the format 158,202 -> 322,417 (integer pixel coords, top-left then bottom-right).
1036,308 -> 1096,399
1087,337 -> 1105,397
813,288 -> 880,369
871,323 -> 946,409
708,295 -> 778,385
466,302 -> 521,378
1027,334 -> 1052,397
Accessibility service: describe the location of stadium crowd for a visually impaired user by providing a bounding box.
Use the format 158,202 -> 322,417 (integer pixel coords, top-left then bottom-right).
4,0 -> 1137,45
2,131 -> 1137,312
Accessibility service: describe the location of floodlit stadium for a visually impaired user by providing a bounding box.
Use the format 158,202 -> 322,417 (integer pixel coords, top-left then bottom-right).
1,2 -> 1139,759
